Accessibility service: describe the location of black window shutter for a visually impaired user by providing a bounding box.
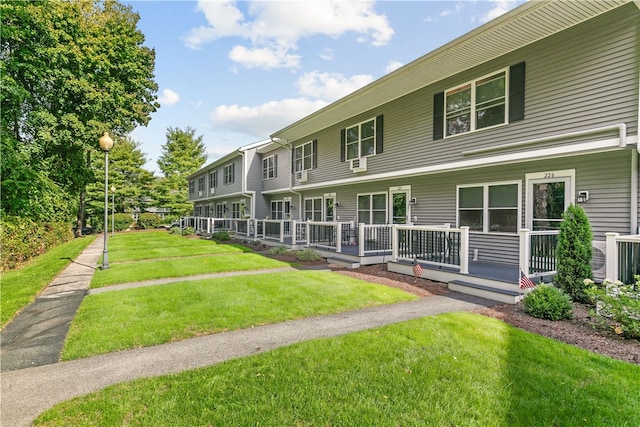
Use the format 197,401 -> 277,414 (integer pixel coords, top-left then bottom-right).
375,115 -> 383,154
340,129 -> 346,162
433,92 -> 444,140
312,139 -> 318,168
291,149 -> 295,173
273,155 -> 277,178
509,62 -> 525,122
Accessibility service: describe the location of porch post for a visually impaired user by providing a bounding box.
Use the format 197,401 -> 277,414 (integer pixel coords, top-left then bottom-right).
605,232 -> 619,281
518,228 -> 531,276
358,223 -> 365,257
280,221 -> 285,243
336,222 -> 342,253
391,225 -> 398,262
459,226 -> 470,274
306,220 -> 310,247
292,220 -> 297,245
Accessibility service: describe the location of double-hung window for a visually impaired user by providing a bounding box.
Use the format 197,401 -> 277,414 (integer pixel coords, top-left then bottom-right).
345,118 -> 376,161
458,182 -> 519,233
294,141 -> 315,172
197,176 -> 205,193
304,198 -> 322,221
224,163 -> 234,185
209,171 -> 217,189
189,180 -> 195,194
358,193 -> 387,224
262,155 -> 276,180
445,69 -> 507,137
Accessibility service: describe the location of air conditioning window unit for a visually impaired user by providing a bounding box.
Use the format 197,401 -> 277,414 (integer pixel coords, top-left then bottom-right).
591,240 -> 607,279
198,190 -> 202,197
296,170 -> 308,182
210,188 -> 215,195
350,157 -> 367,173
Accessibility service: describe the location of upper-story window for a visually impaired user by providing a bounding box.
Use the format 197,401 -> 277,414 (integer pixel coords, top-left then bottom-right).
262,155 -> 276,180
346,118 -> 375,160
433,62 -> 524,140
209,170 -> 217,188
294,141 -> 316,172
197,176 -> 205,193
224,163 -> 234,185
446,69 -> 507,137
189,180 -> 195,194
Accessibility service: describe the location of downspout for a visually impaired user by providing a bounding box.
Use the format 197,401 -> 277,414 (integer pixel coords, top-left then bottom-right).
238,148 -> 255,220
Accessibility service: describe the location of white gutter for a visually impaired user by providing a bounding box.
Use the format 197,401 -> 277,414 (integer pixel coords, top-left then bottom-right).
462,123 -> 627,156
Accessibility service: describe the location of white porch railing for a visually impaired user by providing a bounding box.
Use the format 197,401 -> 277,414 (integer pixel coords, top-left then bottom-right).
606,233 -> 640,283
262,219 -> 292,243
518,229 -> 560,277
181,217 -> 233,234
391,225 -> 469,274
358,224 -> 392,256
305,221 -> 355,252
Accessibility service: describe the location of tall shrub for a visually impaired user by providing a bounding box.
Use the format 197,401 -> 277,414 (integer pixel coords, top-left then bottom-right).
137,213 -> 162,229
555,204 -> 593,303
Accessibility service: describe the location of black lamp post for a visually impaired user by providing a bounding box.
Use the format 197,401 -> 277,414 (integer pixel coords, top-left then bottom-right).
99,132 -> 114,270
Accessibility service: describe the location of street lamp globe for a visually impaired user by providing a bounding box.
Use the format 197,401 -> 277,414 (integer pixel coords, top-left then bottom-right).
99,132 -> 114,152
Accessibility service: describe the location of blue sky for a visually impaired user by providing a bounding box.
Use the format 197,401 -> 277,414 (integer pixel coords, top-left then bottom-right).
124,0 -> 524,174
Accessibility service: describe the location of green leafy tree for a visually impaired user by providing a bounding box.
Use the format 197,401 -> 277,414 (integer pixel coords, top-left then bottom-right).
1,0 -> 158,227
555,204 -> 593,303
156,127 -> 207,216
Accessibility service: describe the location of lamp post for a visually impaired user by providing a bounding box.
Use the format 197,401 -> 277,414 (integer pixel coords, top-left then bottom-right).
111,185 -> 116,237
99,132 -> 114,270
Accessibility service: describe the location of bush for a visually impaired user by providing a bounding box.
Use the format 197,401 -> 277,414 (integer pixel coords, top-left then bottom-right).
587,277 -> 640,339
212,231 -> 230,241
523,283 -> 573,321
295,249 -> 322,262
555,204 -> 593,303
92,213 -> 133,232
0,216 -> 73,270
182,226 -> 194,236
137,213 -> 162,230
268,246 -> 289,255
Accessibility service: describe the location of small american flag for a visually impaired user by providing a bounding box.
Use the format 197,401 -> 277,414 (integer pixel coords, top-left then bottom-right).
413,258 -> 423,278
519,270 -> 536,289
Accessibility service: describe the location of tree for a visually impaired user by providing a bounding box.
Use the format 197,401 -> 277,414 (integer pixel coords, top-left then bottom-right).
555,204 -> 593,303
1,0 -> 159,227
85,136 -> 155,225
156,127 -> 207,216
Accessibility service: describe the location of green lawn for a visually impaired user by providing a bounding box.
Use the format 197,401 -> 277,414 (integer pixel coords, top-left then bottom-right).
102,231 -> 250,263
91,252 -> 291,288
0,236 -> 95,327
63,271 -> 416,360
39,312 -> 640,426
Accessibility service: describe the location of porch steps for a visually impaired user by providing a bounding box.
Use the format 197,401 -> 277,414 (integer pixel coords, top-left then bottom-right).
327,257 -> 361,269
449,280 -> 523,304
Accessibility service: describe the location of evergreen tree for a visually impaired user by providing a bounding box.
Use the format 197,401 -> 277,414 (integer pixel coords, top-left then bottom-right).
555,204 -> 593,303
156,127 -> 207,216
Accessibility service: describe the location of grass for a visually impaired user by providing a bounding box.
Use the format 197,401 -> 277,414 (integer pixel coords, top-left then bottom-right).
63,271 -> 416,360
90,253 -> 291,288
38,312 -> 640,426
102,231 -> 250,263
0,236 -> 95,327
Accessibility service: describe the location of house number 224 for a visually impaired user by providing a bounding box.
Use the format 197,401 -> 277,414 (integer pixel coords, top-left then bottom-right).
543,172 -> 555,178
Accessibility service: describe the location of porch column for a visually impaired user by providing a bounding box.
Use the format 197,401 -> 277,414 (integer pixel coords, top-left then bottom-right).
292,220 -> 297,245
305,220 -> 311,247
459,226 -> 470,274
336,222 -> 342,253
605,232 -> 619,281
518,228 -> 531,276
358,223 -> 365,257
391,225 -> 398,262
280,221 -> 285,243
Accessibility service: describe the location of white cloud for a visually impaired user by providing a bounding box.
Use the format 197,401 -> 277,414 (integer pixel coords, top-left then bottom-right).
296,71 -> 373,100
480,0 -> 520,22
186,0 -> 394,69
319,48 -> 334,61
440,3 -> 464,17
157,89 -> 180,106
385,60 -> 404,74
229,45 -> 301,69
211,98 -> 329,137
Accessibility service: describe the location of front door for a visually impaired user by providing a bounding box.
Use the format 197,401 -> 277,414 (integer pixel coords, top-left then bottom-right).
390,186 -> 410,224
526,170 -> 574,231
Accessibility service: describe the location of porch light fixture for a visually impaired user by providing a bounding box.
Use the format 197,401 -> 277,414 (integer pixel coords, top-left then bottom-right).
409,197 -> 418,205
99,132 -> 114,270
577,191 -> 589,203
334,202 -> 341,208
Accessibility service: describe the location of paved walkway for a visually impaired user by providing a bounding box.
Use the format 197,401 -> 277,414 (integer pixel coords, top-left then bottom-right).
0,238 -> 496,427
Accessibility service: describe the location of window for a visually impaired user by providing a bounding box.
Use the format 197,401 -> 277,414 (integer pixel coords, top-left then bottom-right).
197,176 -> 205,192
358,193 -> 387,224
271,201 -> 283,220
189,180 -> 195,194
304,198 -> 322,221
457,182 -> 519,233
209,171 -> 217,188
434,63 -> 524,140
341,115 -> 383,162
231,202 -> 243,218
224,163 -> 234,185
215,204 -> 225,218
262,155 -> 276,180
294,141 -> 316,172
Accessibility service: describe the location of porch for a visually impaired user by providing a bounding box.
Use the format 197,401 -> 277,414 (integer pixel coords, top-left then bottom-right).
181,216 -> 640,304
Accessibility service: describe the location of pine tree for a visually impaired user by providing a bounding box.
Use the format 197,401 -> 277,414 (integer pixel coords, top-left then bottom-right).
555,204 -> 593,303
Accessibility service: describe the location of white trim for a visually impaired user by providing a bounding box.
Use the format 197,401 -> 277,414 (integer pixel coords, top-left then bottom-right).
293,140 -> 314,173
262,155 -> 276,180
292,136 -> 633,191
345,117 -> 377,161
525,169 -> 575,230
456,180 -> 521,234
389,185 -> 411,225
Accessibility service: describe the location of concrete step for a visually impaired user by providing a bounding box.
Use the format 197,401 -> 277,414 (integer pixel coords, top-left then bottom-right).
327,257 -> 361,269
449,280 -> 523,304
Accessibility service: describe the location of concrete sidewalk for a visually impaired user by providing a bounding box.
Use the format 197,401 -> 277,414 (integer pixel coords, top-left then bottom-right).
0,236 -> 496,426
